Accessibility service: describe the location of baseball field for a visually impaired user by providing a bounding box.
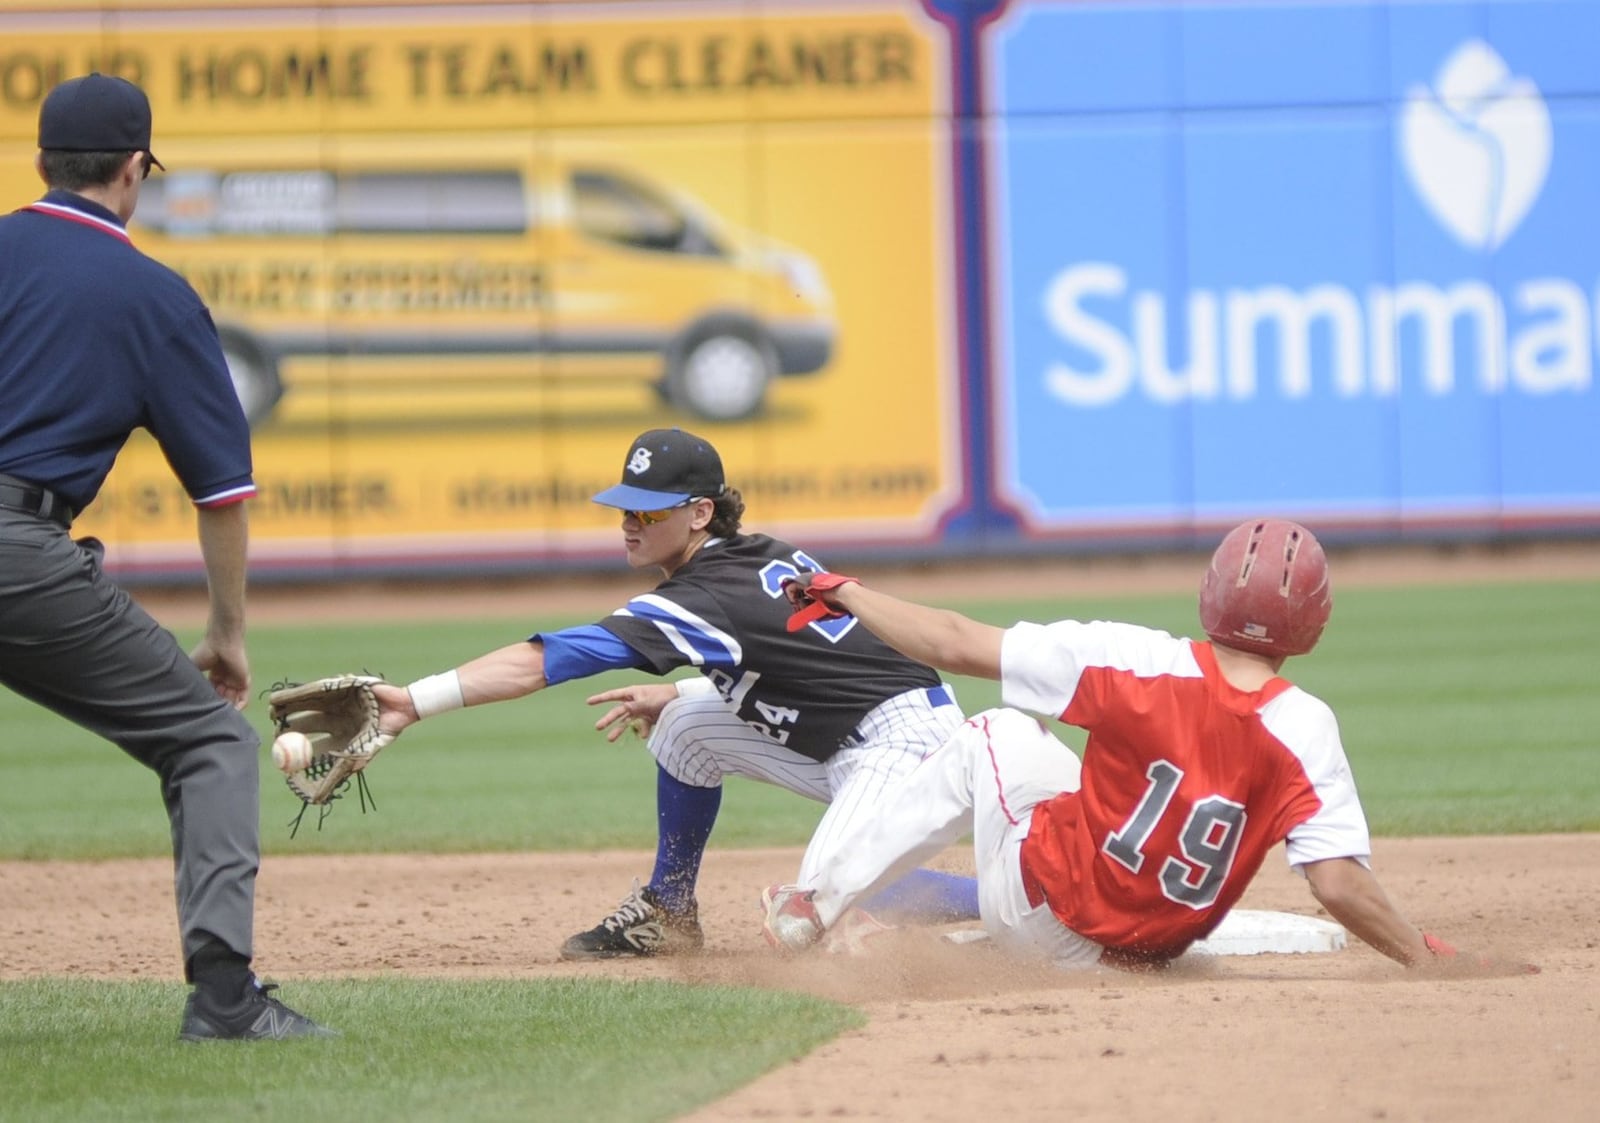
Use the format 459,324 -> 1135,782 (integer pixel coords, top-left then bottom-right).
2,543 -> 1597,1122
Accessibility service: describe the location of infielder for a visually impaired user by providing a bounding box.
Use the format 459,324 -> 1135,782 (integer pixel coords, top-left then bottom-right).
766,519 -> 1498,971
368,428 -> 977,958
1,74 -> 329,1039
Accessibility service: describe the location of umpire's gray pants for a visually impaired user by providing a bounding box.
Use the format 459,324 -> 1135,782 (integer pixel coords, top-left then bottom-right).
0,511 -> 259,975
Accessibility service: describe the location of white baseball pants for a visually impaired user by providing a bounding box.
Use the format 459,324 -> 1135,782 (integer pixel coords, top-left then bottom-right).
809,707 -> 1106,969
648,685 -> 964,885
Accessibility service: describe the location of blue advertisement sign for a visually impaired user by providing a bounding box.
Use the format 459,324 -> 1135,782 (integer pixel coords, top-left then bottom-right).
987,0 -> 1600,532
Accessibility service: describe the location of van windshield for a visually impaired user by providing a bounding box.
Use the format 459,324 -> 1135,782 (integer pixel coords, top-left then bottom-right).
571,170 -> 722,257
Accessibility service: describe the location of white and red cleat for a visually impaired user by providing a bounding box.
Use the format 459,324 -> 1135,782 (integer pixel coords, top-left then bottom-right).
761,884 -> 824,952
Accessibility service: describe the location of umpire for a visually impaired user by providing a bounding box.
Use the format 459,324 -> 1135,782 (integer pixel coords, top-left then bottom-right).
0,74 -> 329,1040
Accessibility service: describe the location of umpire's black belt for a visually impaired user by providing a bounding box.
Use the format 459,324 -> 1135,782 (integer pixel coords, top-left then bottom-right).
0,472 -> 75,528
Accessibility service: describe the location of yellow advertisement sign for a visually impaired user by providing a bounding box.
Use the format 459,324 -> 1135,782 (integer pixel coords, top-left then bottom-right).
0,2 -> 959,572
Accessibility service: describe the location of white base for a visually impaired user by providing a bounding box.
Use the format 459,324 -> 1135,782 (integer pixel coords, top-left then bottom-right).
942,928 -> 991,946
1189,910 -> 1347,956
941,909 -> 1348,957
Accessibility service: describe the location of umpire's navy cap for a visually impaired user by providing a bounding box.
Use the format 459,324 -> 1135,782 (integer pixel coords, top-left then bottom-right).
37,73 -> 164,170
593,428 -> 727,510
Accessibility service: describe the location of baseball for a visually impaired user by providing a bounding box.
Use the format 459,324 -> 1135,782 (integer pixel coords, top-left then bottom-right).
271,730 -> 314,773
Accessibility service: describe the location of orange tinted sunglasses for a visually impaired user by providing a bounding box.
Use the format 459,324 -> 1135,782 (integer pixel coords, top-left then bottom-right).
625,499 -> 696,525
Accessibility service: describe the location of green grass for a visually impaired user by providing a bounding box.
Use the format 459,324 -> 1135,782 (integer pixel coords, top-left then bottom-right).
0,579 -> 1595,860
1285,581 -> 1600,834
0,977 -> 861,1123
0,576 -> 1594,1121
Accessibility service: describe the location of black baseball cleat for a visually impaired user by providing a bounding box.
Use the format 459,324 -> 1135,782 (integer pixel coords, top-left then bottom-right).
560,879 -> 704,960
178,979 -> 337,1042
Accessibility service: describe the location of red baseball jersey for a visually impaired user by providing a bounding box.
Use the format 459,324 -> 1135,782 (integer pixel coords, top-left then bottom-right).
1003,620 -> 1370,959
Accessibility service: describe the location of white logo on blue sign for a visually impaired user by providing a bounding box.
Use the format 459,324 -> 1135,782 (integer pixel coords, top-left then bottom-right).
1401,40 -> 1552,251
991,0 -> 1597,527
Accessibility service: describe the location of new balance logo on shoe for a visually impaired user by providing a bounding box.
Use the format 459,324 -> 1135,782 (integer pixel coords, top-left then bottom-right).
248,1004 -> 308,1040
178,979 -> 336,1042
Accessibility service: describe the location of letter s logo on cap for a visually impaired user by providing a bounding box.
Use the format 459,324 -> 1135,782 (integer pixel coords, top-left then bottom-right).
626,448 -> 652,476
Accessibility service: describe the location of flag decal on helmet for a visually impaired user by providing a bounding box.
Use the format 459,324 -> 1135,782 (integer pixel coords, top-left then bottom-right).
1199,518 -> 1332,658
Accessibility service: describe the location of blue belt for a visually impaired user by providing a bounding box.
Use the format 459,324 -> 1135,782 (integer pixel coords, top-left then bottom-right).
925,684 -> 956,709
841,683 -> 960,749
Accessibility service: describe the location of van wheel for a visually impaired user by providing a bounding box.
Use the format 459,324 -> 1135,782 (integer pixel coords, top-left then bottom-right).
663,322 -> 775,421
218,328 -> 284,428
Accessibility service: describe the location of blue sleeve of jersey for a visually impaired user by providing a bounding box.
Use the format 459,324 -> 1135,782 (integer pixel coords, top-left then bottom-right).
142,304 -> 256,504
536,624 -> 653,686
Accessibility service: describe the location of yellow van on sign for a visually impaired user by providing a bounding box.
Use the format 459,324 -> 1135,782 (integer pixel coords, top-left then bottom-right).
133,138 -> 836,425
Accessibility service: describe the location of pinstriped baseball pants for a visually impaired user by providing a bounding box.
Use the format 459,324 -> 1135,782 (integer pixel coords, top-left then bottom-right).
648,685 -> 965,886
809,707 -> 1105,969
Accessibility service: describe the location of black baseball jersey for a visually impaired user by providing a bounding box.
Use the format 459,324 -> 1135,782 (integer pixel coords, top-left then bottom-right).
596,534 -> 941,762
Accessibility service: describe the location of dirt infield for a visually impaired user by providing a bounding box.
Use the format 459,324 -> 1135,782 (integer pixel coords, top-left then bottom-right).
1,839 -> 1595,1121
5,541 -> 1597,1120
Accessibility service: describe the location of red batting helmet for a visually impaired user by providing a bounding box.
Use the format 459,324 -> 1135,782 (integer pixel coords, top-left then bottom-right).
1199,519 -> 1332,658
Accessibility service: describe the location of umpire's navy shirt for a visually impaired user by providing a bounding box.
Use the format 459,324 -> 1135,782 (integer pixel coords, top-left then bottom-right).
0,188 -> 255,513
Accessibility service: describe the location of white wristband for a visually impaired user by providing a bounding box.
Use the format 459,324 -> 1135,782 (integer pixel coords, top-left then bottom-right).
675,676 -> 717,699
408,670 -> 465,719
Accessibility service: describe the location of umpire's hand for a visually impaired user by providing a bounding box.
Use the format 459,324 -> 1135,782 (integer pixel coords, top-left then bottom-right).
191,635 -> 250,710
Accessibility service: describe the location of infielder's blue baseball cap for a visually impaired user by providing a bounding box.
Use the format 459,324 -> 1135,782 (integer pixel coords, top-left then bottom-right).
593,428 -> 727,510
37,73 -> 164,170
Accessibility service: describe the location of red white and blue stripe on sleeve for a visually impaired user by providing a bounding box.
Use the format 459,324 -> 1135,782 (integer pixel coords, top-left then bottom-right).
193,483 -> 257,507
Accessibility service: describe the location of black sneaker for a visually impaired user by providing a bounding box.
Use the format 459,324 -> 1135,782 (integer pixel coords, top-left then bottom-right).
560,879 -> 704,960
179,979 -> 337,1042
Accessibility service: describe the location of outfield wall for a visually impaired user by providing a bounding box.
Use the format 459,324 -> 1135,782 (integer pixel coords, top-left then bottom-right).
1,0 -> 1595,581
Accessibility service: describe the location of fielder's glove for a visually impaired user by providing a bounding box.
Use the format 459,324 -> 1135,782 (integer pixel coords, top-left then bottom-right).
781,571 -> 861,632
267,674 -> 395,813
